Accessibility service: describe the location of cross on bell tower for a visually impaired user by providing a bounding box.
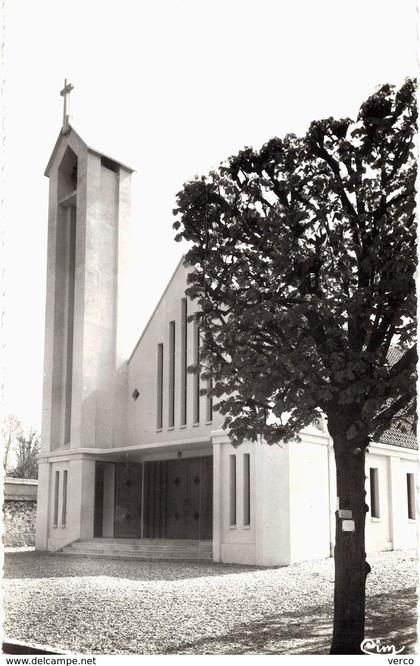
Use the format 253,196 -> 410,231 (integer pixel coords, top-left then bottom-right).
60,78 -> 74,134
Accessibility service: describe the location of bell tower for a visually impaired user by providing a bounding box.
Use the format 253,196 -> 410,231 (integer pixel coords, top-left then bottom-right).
36,83 -> 134,549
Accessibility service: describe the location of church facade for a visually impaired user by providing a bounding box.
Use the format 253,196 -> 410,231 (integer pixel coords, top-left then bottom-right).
35,126 -> 417,566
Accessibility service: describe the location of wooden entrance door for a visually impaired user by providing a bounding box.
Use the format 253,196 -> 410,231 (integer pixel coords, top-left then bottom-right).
165,458 -> 200,539
143,457 -> 212,539
198,456 -> 213,540
94,463 -> 105,537
114,463 -> 142,537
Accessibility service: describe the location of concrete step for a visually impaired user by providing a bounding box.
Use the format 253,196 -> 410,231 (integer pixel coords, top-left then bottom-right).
65,550 -> 213,558
64,547 -> 211,556
70,543 -> 212,552
61,546 -> 211,557
79,538 -> 212,545
80,538 -> 212,546
60,550 -> 212,561
61,549 -> 212,560
60,538 -> 213,562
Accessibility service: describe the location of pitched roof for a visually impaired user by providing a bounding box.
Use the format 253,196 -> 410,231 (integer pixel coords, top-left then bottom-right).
378,423 -> 417,450
127,256 -> 187,363
44,125 -> 136,176
377,346 -> 417,450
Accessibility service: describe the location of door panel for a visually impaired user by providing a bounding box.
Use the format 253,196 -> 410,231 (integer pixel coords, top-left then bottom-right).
185,458 -> 201,539
143,457 -> 213,539
143,461 -> 167,538
165,459 -> 192,539
199,456 -> 213,540
114,463 -> 142,537
94,463 -> 105,537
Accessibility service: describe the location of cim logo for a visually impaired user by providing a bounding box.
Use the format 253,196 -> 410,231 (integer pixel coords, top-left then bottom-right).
361,638 -> 407,657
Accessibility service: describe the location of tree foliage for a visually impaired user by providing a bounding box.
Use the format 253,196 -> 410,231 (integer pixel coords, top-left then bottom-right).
1,414 -> 23,472
1,415 -> 40,479
9,429 -> 40,479
173,79 -> 417,448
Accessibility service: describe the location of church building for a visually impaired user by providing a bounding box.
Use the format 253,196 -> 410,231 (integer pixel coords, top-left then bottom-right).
35,95 -> 417,566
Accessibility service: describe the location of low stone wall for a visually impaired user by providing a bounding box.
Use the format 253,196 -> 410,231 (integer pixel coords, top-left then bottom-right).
3,478 -> 38,547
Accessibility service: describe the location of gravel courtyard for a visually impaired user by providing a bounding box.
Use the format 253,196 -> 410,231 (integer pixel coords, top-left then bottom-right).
3,549 -> 416,655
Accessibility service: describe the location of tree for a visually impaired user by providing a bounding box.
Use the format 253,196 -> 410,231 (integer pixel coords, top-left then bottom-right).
1,414 -> 23,472
8,429 -> 40,479
173,79 -> 416,654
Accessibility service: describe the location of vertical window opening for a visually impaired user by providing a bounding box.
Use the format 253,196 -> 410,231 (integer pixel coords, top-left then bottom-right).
64,207 -> 76,444
206,375 -> 213,423
243,453 -> 251,526
193,322 -> 200,423
56,148 -> 78,449
369,468 -> 380,518
407,473 -> 415,520
168,321 -> 175,427
157,343 -> 164,429
180,298 -> 188,425
53,471 -> 60,528
230,455 -> 237,526
61,470 -> 68,527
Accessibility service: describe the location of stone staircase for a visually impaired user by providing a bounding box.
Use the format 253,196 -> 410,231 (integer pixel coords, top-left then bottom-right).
60,538 -> 213,562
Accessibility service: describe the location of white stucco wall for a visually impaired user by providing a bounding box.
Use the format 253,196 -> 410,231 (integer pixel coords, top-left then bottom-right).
212,433 -> 291,567
42,456 -> 96,551
217,438 -> 257,565
288,431 -> 331,563
398,457 -> 417,548
365,444 -> 416,552
327,441 -> 417,554
254,441 -> 291,566
127,260 -> 223,448
365,450 -> 392,552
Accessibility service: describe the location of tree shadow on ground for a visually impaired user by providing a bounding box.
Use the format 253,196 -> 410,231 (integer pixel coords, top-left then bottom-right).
365,587 -> 417,655
166,587 -> 416,655
4,551 -> 273,582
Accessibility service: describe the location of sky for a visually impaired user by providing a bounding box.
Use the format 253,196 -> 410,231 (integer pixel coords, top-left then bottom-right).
2,0 -> 417,432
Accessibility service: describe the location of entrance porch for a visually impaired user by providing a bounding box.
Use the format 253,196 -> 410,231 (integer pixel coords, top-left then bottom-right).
94,455 -> 213,542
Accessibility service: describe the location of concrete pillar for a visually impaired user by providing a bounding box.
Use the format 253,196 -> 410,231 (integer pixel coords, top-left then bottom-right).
327,440 -> 337,554
389,455 -> 404,550
254,444 -> 264,564
115,169 -> 132,365
103,463 -> 116,537
68,457 -> 96,541
255,443 -> 291,566
212,441 -> 222,561
35,462 -> 51,550
40,171 -> 59,455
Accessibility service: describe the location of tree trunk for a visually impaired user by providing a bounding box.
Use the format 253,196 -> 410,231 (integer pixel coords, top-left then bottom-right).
330,432 -> 371,655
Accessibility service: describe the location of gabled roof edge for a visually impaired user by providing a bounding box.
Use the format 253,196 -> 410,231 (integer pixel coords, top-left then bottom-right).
44,124 -> 136,176
128,255 -> 188,363
87,146 -> 136,174
44,125 -> 88,176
